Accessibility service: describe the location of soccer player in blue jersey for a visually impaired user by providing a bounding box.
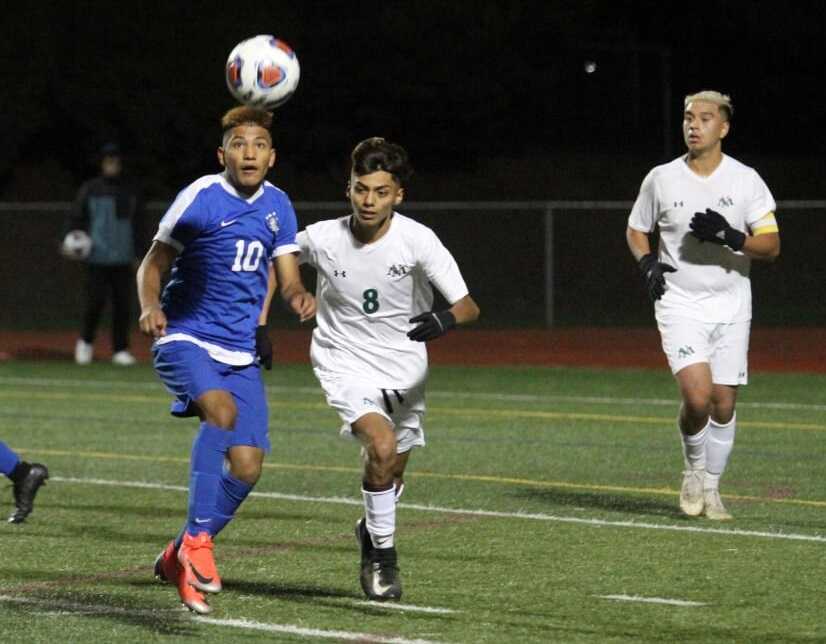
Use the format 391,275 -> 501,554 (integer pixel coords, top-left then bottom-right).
0,441 -> 48,524
137,106 -> 315,614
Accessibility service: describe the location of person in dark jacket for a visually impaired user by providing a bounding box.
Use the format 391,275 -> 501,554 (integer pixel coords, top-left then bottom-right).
67,143 -> 144,365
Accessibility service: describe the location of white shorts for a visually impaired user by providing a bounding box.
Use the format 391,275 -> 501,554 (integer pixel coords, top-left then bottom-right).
313,369 -> 426,454
658,316 -> 750,385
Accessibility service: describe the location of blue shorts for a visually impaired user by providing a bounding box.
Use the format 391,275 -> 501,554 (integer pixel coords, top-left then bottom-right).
152,340 -> 270,451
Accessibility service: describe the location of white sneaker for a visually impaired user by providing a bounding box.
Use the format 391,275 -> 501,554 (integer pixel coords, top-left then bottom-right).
75,340 -> 93,365
112,350 -> 137,366
703,489 -> 733,521
679,469 -> 705,517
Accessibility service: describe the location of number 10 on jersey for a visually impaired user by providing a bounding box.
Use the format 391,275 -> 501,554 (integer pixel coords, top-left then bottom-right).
232,240 -> 265,272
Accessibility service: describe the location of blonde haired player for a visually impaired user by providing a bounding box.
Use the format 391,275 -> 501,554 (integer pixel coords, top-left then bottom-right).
626,90 -> 780,520
297,137 -> 479,600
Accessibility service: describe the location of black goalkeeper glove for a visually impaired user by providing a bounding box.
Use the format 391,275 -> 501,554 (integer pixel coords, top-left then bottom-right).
689,208 -> 746,251
638,252 -> 677,302
407,310 -> 456,342
255,325 -> 273,370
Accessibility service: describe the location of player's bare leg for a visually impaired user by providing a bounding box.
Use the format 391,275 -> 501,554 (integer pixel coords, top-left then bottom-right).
393,450 -> 410,500
675,364 -> 713,517
352,413 -> 402,601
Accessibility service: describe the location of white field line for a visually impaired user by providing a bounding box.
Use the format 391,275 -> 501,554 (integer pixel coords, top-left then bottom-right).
0,375 -> 825,412
194,616 -> 441,643
0,595 -> 442,644
596,594 -> 707,607
355,600 -> 457,614
52,476 -> 826,543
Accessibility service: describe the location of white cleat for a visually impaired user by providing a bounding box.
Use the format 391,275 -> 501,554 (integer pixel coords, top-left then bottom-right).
703,489 -> 733,521
74,339 -> 93,365
679,469 -> 705,517
112,350 -> 137,366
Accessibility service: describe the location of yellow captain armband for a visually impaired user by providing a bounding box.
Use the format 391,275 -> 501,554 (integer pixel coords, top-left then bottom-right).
750,212 -> 779,236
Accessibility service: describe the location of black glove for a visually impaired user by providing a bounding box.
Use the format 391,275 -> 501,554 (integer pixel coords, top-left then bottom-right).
689,208 -> 746,251
255,325 -> 273,370
638,253 -> 677,302
407,310 -> 456,342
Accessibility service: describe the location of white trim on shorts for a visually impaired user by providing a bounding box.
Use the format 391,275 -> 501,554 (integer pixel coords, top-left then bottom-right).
154,333 -> 254,366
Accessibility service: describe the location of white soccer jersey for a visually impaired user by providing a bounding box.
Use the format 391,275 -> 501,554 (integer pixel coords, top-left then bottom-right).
297,212 -> 469,388
628,154 -> 777,323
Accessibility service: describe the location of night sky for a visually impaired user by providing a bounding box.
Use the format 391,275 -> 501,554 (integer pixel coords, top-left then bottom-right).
3,1 -> 826,201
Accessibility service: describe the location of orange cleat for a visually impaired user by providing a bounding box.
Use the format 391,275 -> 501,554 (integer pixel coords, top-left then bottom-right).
177,569 -> 211,614
178,532 -> 222,594
153,540 -> 179,585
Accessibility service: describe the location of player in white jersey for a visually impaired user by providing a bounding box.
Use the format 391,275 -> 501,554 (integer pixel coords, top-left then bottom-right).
626,91 -> 780,520
297,137 -> 480,600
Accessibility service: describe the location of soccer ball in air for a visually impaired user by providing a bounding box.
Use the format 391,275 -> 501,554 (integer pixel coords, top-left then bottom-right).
61,230 -> 92,260
225,35 -> 300,109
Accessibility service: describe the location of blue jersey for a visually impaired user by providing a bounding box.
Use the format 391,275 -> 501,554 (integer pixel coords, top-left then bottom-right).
154,174 -> 299,354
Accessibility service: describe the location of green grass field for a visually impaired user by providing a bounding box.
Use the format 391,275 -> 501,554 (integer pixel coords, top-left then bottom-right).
0,360 -> 824,643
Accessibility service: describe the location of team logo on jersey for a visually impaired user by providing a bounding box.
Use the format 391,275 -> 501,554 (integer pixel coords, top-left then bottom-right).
717,196 -> 734,207
677,345 -> 695,359
265,212 -> 279,233
386,264 -> 411,278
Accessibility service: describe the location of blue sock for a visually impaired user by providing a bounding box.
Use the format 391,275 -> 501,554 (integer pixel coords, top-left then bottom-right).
0,441 -> 21,478
185,423 -> 231,538
211,472 -> 254,537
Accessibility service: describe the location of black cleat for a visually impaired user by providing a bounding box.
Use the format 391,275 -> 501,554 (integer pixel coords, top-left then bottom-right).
355,517 -> 402,601
8,462 -> 49,524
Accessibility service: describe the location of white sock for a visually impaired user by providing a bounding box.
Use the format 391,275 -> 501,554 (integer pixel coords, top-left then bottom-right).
705,413 -> 736,490
362,486 -> 396,549
680,422 -> 708,470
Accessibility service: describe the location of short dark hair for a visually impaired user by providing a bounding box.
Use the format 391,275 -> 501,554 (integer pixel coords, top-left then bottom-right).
350,137 -> 413,185
221,106 -> 273,134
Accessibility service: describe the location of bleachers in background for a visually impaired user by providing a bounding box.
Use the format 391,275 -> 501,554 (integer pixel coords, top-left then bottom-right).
1,201 -> 822,329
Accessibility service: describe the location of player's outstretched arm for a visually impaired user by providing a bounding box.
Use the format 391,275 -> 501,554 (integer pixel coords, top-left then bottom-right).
274,253 -> 316,322
407,294 -> 480,342
137,241 -> 177,337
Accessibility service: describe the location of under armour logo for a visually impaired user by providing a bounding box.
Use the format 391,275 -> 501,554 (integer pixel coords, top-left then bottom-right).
334,270 -> 347,278
673,201 -> 683,208
717,196 -> 734,207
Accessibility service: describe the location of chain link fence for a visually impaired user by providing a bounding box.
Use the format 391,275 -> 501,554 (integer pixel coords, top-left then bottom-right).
1,201 -> 820,330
